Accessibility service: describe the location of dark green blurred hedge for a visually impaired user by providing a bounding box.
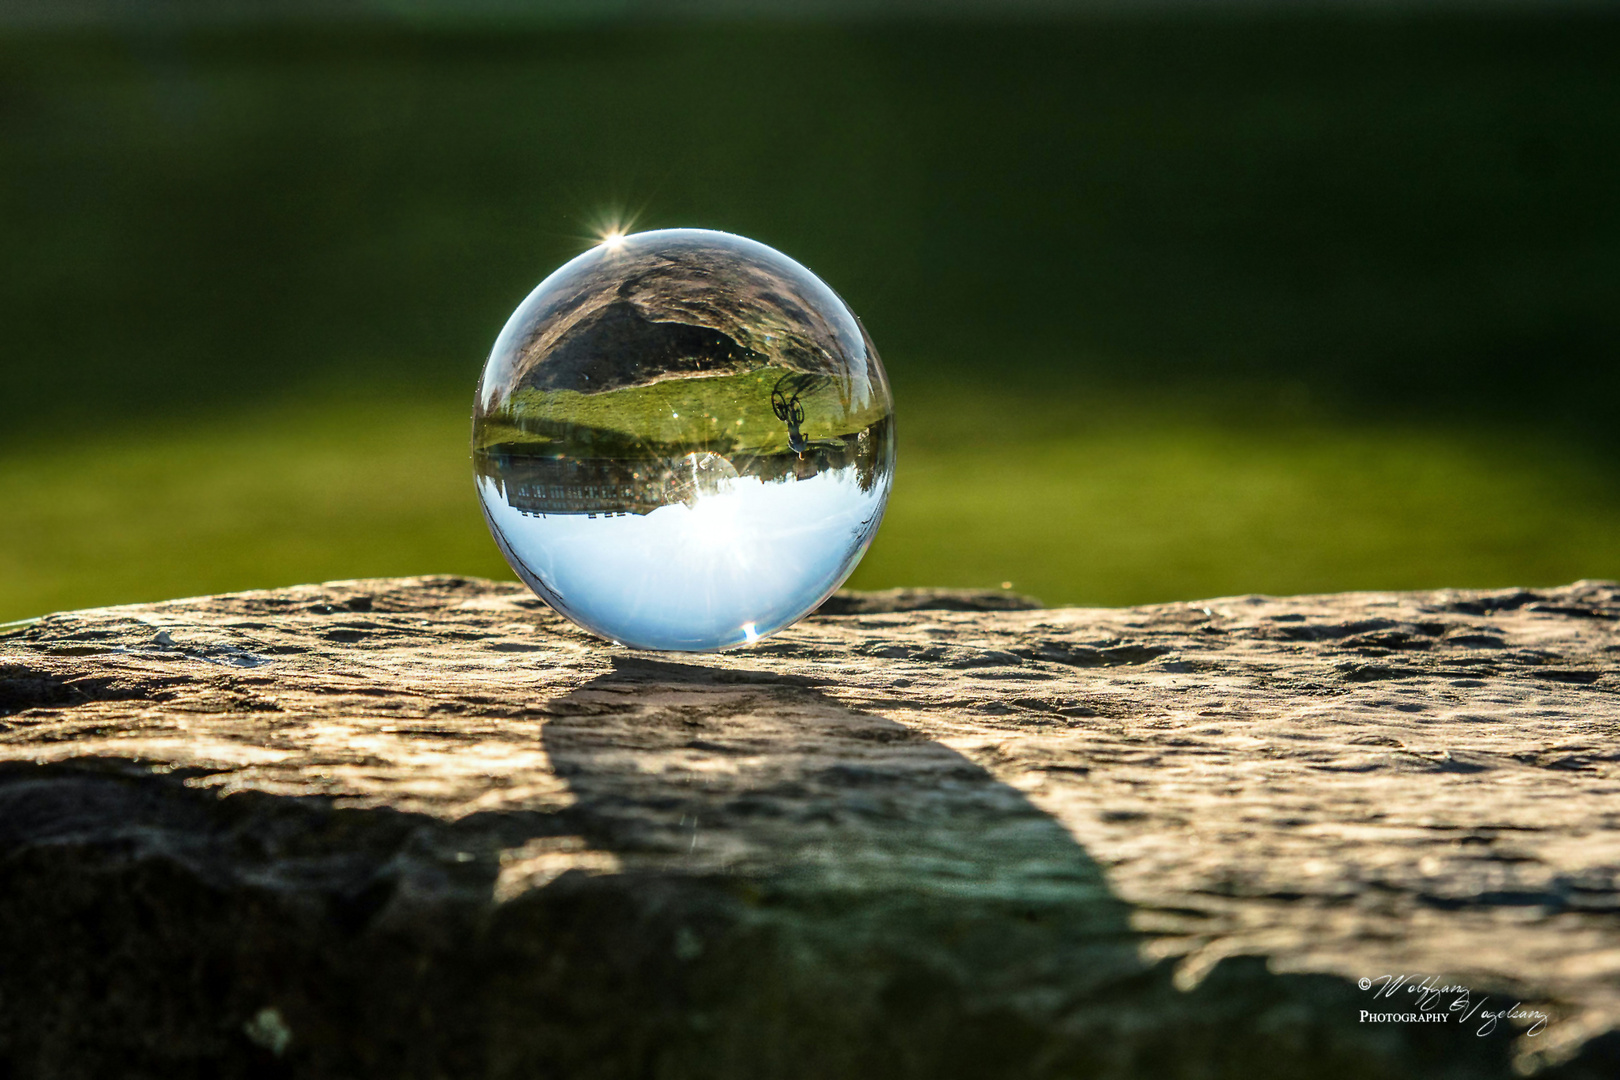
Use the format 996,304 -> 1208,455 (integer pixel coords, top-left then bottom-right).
2,11 -> 1616,444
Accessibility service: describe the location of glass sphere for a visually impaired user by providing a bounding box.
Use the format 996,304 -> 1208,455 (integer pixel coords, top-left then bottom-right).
472,228 -> 896,652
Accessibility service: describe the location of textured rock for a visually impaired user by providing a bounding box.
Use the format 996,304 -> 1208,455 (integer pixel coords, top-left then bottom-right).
2,576 -> 1619,1079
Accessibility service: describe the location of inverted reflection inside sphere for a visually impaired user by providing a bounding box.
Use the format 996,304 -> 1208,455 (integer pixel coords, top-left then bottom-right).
472,228 -> 896,652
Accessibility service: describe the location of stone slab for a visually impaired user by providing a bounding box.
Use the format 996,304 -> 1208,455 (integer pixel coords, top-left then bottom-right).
3,577 -> 1619,1078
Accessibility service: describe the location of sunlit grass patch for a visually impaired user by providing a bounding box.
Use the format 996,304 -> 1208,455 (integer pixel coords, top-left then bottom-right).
852,408 -> 1620,606
2,383 -> 1618,621
0,395 -> 507,621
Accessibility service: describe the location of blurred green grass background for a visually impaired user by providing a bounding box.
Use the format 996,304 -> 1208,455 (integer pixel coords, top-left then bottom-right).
3,10 -> 1618,619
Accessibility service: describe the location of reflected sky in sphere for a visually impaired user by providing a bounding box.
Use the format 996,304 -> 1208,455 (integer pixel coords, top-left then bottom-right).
472,228 -> 895,652
479,462 -> 884,651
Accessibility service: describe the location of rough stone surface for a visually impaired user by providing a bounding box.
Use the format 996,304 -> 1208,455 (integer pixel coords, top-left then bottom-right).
2,576 -> 1619,1079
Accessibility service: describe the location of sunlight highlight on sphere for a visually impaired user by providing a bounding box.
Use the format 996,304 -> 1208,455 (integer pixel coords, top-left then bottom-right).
472,228 -> 896,652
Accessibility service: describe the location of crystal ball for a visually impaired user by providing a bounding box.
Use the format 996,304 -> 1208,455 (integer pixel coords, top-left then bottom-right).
472,228 -> 896,652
